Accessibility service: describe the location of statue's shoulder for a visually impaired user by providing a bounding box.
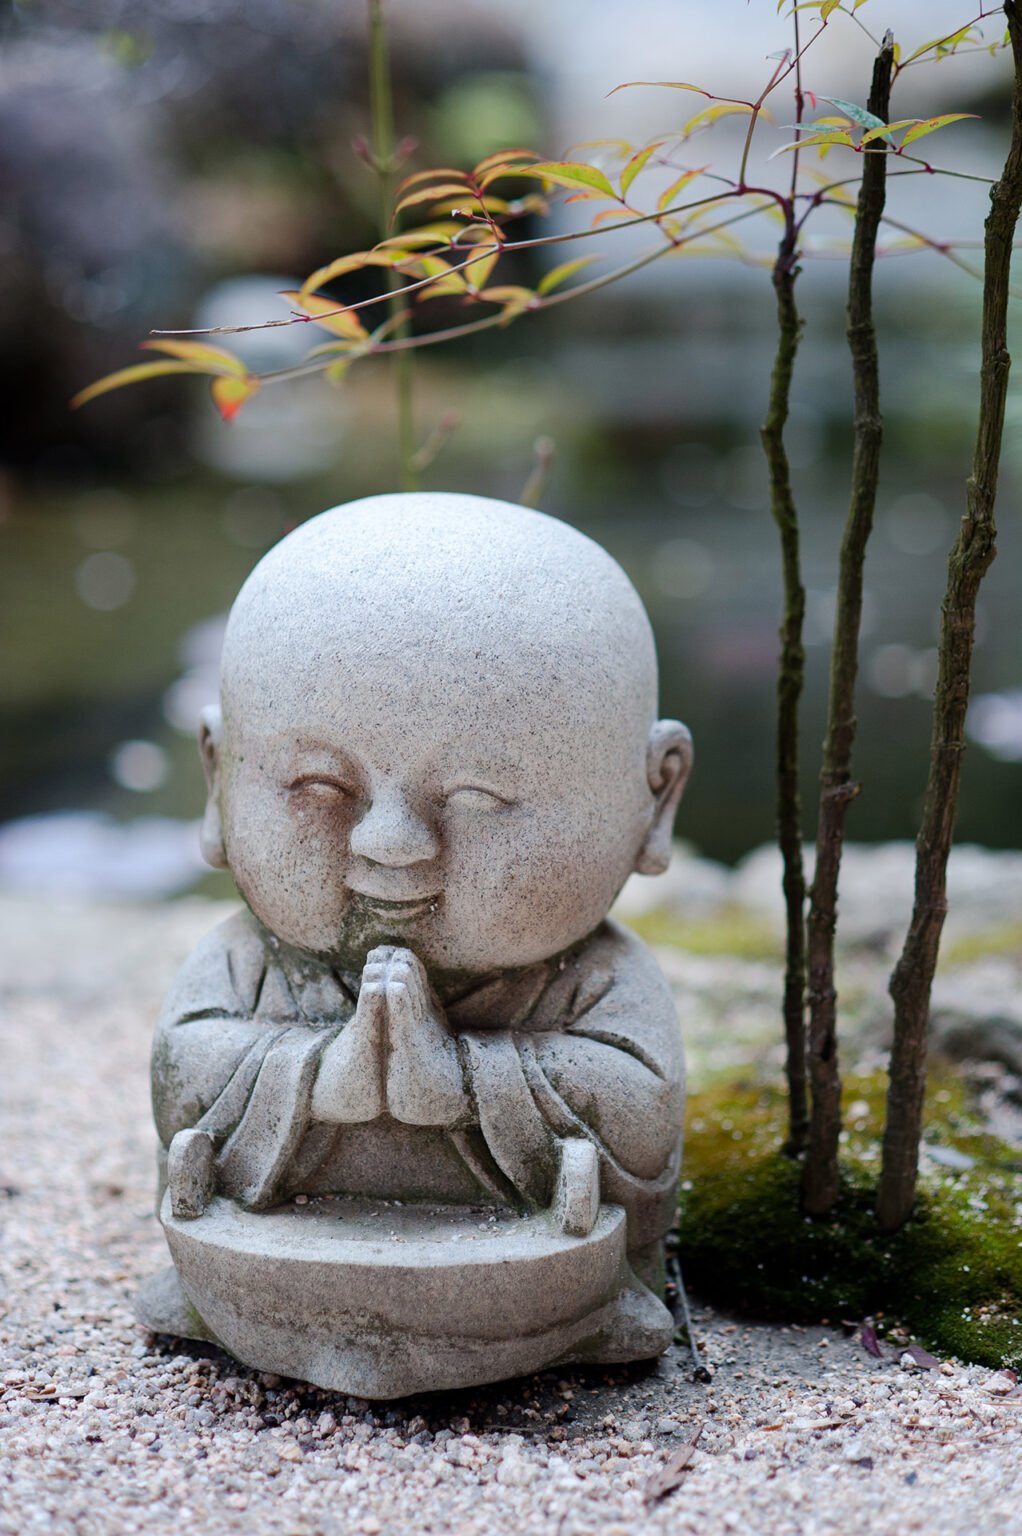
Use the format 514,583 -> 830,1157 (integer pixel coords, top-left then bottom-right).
534,918 -> 674,1028
161,907 -> 268,1026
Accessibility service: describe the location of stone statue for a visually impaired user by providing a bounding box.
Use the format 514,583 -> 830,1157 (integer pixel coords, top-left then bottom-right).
136,492 -> 692,1397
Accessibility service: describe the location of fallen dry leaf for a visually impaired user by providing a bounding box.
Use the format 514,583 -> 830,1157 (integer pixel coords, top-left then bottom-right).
643,1425 -> 703,1505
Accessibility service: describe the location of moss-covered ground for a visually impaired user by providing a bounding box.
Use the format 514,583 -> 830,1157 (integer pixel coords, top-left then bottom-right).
678,1069 -> 1022,1369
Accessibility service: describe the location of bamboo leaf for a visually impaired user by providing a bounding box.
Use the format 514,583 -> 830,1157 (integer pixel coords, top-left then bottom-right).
656,165 -> 707,211
141,339 -> 247,376
70,361 -> 206,409
211,375 -> 260,422
280,290 -> 369,341
900,113 -> 979,147
518,160 -> 617,198
536,255 -> 599,295
621,140 -> 665,196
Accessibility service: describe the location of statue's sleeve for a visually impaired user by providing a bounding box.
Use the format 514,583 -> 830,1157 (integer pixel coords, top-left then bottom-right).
462,922 -> 684,1249
151,912 -> 336,1210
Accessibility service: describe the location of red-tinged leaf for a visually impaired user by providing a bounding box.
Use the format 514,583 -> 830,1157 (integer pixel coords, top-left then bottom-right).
642,1427 -> 703,1506
71,360 -> 206,409
516,160 -> 617,199
394,167 -> 470,195
591,208 -> 638,228
280,290 -> 369,341
141,339 -> 247,375
564,189 -> 615,204
609,80 -> 715,99
904,1344 -> 939,1370
376,225 -> 459,249
210,375 -> 259,422
860,1324 -> 885,1359
394,182 -> 483,216
685,102 -> 757,133
860,119 -> 923,145
298,250 -> 404,302
657,166 -> 708,211
472,147 -> 541,177
537,255 -> 599,295
621,140 -> 665,196
771,131 -> 856,157
900,113 -> 978,147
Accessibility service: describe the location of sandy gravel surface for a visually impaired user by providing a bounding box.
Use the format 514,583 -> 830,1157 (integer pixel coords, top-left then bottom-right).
2,894 -> 1021,1535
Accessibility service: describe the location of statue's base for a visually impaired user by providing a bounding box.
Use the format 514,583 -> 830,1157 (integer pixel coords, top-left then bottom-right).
135,1192 -> 672,1398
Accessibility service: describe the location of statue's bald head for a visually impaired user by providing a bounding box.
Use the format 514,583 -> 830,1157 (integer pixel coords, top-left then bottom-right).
220,492 -> 658,745
203,493 -> 692,973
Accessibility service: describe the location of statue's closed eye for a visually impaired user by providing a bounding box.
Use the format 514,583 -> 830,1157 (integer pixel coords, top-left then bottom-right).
444,784 -> 515,809
290,775 -> 355,798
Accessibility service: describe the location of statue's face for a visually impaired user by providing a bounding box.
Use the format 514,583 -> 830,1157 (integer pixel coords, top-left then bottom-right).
216,650 -> 653,980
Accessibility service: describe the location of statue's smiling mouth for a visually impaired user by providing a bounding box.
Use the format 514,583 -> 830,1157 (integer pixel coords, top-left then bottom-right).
348,892 -> 440,919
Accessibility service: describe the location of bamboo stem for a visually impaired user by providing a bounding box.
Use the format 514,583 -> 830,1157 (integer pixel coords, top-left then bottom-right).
877,0 -> 1022,1232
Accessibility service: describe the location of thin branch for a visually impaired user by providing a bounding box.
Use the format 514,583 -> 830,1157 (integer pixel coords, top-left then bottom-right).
760,190 -> 809,1157
878,0 -> 1022,1233
803,37 -> 894,1220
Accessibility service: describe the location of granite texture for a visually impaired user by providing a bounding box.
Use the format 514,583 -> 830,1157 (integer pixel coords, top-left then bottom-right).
139,493 -> 692,1395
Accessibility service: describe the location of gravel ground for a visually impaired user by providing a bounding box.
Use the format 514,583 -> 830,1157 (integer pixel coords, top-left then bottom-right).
2,893 -> 1022,1536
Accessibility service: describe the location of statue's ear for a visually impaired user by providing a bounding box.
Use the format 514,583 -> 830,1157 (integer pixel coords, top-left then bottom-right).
197,705 -> 227,870
635,719 -> 693,876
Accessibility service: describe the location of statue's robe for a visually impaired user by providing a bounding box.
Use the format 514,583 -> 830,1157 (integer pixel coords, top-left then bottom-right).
152,910 -> 684,1267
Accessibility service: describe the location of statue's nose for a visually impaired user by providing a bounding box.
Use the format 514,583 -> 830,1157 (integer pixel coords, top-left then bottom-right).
348,791 -> 440,868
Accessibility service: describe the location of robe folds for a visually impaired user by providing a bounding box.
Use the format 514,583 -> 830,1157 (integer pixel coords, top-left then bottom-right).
152,910 -> 685,1257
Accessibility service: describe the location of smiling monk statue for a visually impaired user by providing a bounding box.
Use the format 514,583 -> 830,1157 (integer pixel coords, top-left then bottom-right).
136,492 -> 693,1397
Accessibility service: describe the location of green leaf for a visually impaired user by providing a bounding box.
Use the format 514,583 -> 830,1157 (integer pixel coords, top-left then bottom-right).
141,339 -> 247,376
608,80 -> 712,98
520,161 -> 617,199
821,0 -> 841,18
70,361 -> 208,409
620,140 -> 665,197
472,147 -> 541,177
820,96 -> 885,130
900,113 -> 978,147
536,256 -> 599,295
298,250 -> 404,302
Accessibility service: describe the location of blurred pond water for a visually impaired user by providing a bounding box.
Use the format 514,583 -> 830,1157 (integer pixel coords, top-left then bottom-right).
3,270 -> 1021,897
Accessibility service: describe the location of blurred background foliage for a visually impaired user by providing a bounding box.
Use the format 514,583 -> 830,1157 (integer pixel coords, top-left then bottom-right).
1,0 -> 1020,898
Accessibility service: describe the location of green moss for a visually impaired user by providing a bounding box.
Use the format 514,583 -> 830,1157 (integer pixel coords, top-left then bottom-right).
679,1072 -> 1022,1369
940,923 -> 1022,966
625,905 -> 778,960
